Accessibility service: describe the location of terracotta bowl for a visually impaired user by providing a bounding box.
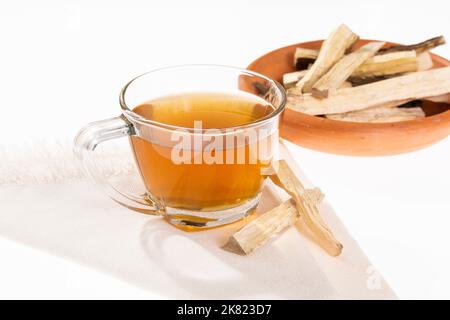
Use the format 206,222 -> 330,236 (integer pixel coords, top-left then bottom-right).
247,39 -> 450,156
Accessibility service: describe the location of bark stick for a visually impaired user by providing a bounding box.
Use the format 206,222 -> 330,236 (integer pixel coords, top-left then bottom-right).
326,106 -> 425,123
312,42 -> 385,98
287,67 -> 450,115
295,24 -> 359,93
223,188 -> 324,256
269,160 -> 343,256
378,36 -> 445,54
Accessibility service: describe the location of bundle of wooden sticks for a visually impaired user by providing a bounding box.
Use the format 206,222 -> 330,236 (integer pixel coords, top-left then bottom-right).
284,24 -> 449,122
224,160 -> 342,257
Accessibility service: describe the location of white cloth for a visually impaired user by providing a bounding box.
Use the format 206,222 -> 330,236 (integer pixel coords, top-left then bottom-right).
0,141 -> 396,299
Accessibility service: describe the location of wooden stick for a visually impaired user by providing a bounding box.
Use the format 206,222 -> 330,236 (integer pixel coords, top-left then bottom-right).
283,70 -> 308,89
269,160 -> 343,256
287,67 -> 450,115
347,51 -> 431,86
379,36 -> 445,54
351,50 -> 418,78
295,24 -> 359,93
295,48 -> 433,81
223,188 -> 324,256
326,106 -> 425,123
223,200 -> 298,255
312,42 -> 385,98
348,51 -> 431,86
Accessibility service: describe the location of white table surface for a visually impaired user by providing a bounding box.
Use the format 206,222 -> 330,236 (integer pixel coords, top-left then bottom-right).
0,0 -> 449,299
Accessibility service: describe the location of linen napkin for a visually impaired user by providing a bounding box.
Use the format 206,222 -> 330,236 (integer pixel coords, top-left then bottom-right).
0,139 -> 396,299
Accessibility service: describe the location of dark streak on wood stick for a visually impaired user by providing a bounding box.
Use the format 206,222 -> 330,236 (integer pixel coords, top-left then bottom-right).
379,36 -> 446,54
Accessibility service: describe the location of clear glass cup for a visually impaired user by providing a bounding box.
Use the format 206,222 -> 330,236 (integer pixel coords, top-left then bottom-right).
74,65 -> 286,229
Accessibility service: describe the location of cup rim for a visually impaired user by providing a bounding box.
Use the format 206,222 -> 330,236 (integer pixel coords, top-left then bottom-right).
119,64 -> 286,133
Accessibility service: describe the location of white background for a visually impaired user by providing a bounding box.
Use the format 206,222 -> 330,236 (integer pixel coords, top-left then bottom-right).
0,0 -> 449,299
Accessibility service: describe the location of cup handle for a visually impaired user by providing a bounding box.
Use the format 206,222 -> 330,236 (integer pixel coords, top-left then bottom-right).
74,115 -> 162,215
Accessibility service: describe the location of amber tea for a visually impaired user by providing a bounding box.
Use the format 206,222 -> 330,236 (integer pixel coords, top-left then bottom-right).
130,92 -> 277,210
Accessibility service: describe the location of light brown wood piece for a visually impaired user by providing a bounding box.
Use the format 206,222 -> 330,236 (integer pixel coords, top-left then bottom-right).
295,24 -> 358,93
223,199 -> 298,255
283,70 -> 308,89
312,42 -> 385,98
223,188 -> 324,256
287,67 -> 450,115
351,50 -> 418,78
295,49 -> 428,80
345,52 -> 431,86
270,160 -> 342,256
326,106 -> 425,123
